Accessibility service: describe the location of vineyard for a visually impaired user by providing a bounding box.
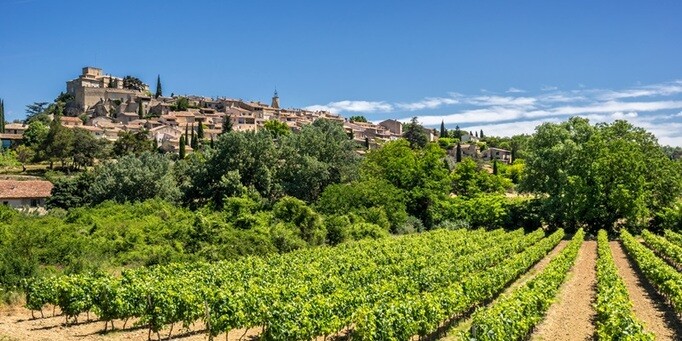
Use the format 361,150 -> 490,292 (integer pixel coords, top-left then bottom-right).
4,227 -> 682,340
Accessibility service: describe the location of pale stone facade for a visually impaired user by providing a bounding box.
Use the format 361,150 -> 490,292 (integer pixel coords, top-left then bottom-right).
66,67 -> 148,113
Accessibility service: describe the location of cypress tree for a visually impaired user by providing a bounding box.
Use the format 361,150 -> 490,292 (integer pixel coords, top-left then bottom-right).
197,122 -> 204,139
190,123 -> 197,149
0,99 -> 5,134
454,125 -> 461,139
179,135 -> 186,159
456,142 -> 462,162
364,136 -> 370,149
137,102 -> 144,118
222,115 -> 233,134
210,136 -> 214,148
155,75 -> 162,98
493,159 -> 498,175
185,124 -> 189,141
480,129 -> 484,139
440,119 -> 447,138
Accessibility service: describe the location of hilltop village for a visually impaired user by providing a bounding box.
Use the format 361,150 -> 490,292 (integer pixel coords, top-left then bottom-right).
2,67 -> 418,154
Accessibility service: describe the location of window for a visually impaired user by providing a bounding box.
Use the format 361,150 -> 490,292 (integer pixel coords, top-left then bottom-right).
2,201 -> 8,206
30,199 -> 38,207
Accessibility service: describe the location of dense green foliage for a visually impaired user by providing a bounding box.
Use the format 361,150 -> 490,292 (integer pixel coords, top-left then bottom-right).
355,229 -> 563,340
642,230 -> 682,270
522,118 -> 682,232
24,228 -> 560,340
467,228 -> 583,341
2,190 -> 409,292
595,230 -> 653,340
621,229 -> 682,314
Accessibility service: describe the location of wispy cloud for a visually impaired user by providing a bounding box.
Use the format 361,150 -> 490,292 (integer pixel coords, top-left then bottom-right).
305,79 -> 682,145
395,97 -> 459,111
305,100 -> 393,113
466,96 -> 537,107
506,87 -> 525,93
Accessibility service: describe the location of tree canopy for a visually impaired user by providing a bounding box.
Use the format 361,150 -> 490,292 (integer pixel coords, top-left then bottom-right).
521,117 -> 682,232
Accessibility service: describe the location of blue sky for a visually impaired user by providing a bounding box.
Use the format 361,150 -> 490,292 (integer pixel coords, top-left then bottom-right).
1,0 -> 682,144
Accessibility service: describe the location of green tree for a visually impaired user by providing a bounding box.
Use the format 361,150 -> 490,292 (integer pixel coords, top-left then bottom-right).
197,122 -> 204,140
14,145 -> 35,172
317,179 -> 408,232
113,130 -> 153,156
25,102 -> 50,124
362,140 -> 450,228
349,115 -> 368,123
402,117 -> 428,149
272,197 -> 326,246
222,116 -> 233,134
183,130 -> 280,206
263,119 -> 290,138
493,159 -> 498,175
43,115 -> 74,168
179,135 -> 186,159
480,129 -> 485,139
122,76 -> 145,91
440,120 -> 448,138
278,119 -> 360,202
456,142 -> 462,162
0,99 -> 5,133
137,102 -> 144,118
451,158 -> 509,197
86,152 -> 180,205
190,123 -> 198,149
452,125 -> 463,139
174,97 -> 189,111
521,117 -> 682,232
71,128 -> 105,169
155,75 -> 162,98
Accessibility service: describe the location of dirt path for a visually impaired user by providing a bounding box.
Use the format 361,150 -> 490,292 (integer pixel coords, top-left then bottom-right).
442,240 -> 569,340
530,241 -> 597,341
610,241 -> 682,341
0,305 -> 262,341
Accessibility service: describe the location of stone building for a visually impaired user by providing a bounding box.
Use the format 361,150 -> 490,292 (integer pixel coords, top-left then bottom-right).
66,67 -> 148,113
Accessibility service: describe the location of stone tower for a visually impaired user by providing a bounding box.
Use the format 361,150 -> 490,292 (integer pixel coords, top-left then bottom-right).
271,90 -> 280,109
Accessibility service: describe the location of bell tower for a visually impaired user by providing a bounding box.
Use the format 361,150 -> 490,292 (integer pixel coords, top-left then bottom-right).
271,90 -> 280,109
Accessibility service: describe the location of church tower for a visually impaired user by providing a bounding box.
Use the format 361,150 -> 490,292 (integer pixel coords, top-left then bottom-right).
271,90 -> 280,109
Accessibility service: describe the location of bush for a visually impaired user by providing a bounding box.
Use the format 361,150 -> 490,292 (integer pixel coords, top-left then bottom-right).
395,215 -> 424,235
273,197 -> 326,246
324,215 -> 352,245
346,223 -> 389,241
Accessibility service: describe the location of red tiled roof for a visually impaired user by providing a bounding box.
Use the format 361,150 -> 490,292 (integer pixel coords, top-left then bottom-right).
0,180 -> 53,199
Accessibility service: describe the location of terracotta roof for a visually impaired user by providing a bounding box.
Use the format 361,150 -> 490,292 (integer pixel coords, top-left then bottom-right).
0,180 -> 53,199
4,123 -> 26,130
60,116 -> 82,122
0,133 -> 23,140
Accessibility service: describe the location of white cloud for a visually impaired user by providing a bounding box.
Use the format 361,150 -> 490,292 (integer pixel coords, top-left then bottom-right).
304,79 -> 682,145
395,97 -> 459,111
467,96 -> 537,107
305,100 -> 393,113
506,87 -> 525,93
450,113 -> 682,146
597,82 -> 682,101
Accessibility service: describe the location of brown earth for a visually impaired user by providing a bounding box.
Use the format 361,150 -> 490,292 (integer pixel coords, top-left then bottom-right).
530,241 -> 597,341
442,240 -> 570,340
610,241 -> 682,341
0,305 -> 263,341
